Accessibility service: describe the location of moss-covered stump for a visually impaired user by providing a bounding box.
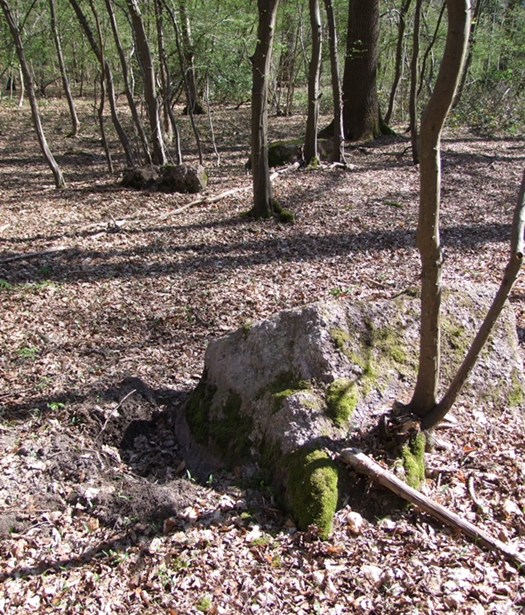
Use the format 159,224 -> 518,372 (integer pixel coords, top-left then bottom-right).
183,284 -> 524,534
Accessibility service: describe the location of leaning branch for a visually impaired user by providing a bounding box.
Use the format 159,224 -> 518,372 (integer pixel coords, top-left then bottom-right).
340,448 -> 525,569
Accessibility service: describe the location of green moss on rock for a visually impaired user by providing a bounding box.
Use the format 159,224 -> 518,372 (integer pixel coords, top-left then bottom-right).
184,377 -> 216,444
330,327 -> 351,354
185,382 -> 252,464
325,378 -> 357,426
508,367 -> 524,407
401,432 -> 426,488
283,447 -> 339,536
212,392 -> 253,463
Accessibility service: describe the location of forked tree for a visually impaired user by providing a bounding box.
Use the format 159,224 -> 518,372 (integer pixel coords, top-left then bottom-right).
250,0 -> 280,219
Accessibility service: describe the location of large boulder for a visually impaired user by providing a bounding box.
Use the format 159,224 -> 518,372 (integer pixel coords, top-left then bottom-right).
120,166 -> 159,190
183,285 -> 524,535
157,164 -> 208,193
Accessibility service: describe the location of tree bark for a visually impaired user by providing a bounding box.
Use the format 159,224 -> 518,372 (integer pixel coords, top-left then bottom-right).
251,0 -> 280,218
323,0 -> 345,163
409,0 -> 471,417
341,0 -> 382,141
304,0 -> 322,164
126,0 -> 166,166
49,0 -> 79,137
0,0 -> 65,188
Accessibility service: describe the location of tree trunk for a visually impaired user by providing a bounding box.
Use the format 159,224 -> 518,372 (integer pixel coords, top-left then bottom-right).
89,0 -> 113,174
0,0 -> 65,188
161,0 -> 203,165
323,0 -> 345,163
154,0 -> 173,143
452,0 -> 483,108
385,0 -> 413,125
104,0 -> 152,165
422,167 -> 525,429
409,0 -> 471,418
178,0 -> 203,115
251,0 -> 280,219
409,0 -> 423,165
304,0 -> 322,164
68,0 -> 135,168
341,0 -> 382,141
49,0 -> 79,137
126,0 -> 166,166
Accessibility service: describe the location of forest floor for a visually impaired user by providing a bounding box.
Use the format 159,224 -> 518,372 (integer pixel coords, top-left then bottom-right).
1,99 -> 525,614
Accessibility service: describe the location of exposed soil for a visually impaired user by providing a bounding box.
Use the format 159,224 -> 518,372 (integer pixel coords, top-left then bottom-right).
1,100 -> 525,613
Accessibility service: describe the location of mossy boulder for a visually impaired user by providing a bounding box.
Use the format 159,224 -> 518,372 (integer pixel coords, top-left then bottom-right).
245,138 -> 336,170
157,163 -> 208,193
183,284 -> 523,534
121,165 -> 159,190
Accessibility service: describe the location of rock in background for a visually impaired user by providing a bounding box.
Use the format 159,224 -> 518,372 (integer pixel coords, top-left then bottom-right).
183,284 -> 524,535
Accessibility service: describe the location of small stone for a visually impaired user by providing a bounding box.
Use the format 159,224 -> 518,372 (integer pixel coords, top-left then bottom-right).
346,511 -> 364,534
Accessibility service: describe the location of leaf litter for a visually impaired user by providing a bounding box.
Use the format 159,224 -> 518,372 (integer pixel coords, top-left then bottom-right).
0,101 -> 525,613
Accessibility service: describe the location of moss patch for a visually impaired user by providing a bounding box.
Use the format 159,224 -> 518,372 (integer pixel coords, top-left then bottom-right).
211,392 -> 253,463
185,382 -> 252,464
283,447 -> 338,536
325,378 -> 357,426
508,367 -> 524,407
258,372 -> 312,413
401,432 -> 426,488
184,377 -> 216,444
330,328 -> 350,353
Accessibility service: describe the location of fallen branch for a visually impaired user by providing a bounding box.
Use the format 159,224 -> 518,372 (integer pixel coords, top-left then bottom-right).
269,161 -> 301,181
158,186 -> 251,220
0,245 -> 75,264
340,448 -> 525,569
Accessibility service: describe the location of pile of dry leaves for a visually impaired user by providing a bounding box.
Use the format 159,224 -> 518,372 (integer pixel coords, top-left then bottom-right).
1,100 -> 525,613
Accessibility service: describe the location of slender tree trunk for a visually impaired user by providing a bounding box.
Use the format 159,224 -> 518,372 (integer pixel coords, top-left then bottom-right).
251,0 -> 280,218
89,0 -> 113,173
417,0 -> 447,98
126,0 -> 166,166
161,0 -> 203,165
104,0 -> 152,165
17,65 -> 24,106
49,0 -> 79,137
409,0 -> 423,165
304,0 -> 322,164
422,168 -> 525,429
323,0 -> 345,163
409,0 -> 471,418
385,0 -> 413,125
0,0 -> 65,188
452,0 -> 483,108
154,0 -> 173,143
68,0 -> 135,168
178,0 -> 202,114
